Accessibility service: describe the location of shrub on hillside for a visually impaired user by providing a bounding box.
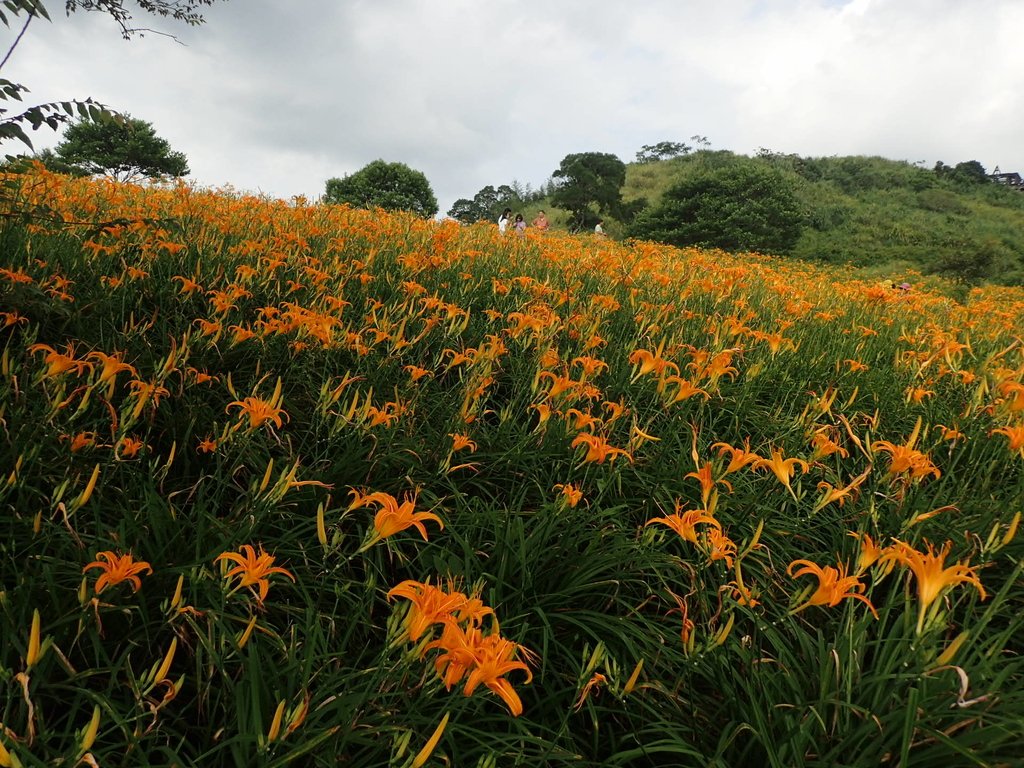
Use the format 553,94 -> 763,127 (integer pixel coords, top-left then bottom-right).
627,163 -> 805,254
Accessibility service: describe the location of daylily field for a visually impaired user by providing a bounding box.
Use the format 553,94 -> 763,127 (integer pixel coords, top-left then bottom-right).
1,169 -> 1023,767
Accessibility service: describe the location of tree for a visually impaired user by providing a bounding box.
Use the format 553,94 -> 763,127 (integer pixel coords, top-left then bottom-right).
628,163 -> 804,254
447,183 -> 530,223
934,160 -> 990,186
635,141 -> 691,164
1,1 -> 222,155
927,237 -> 1001,285
54,115 -> 189,181
550,152 -> 627,231
324,160 -> 438,217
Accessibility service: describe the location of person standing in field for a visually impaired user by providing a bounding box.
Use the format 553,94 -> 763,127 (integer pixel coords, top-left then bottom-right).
498,208 -> 512,234
514,213 -> 527,236
594,220 -> 605,236
531,210 -> 550,231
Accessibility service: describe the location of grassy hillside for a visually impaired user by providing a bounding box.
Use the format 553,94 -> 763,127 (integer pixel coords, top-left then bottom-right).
1,170 -> 1023,766
618,151 -> 1024,285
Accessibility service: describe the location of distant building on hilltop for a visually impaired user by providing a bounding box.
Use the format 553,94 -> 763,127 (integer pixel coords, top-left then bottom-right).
989,167 -> 1024,189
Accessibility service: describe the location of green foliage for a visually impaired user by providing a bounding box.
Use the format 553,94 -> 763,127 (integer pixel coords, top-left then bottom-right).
926,237 -> 1008,285
63,0 -> 220,38
635,140 -> 691,164
622,151 -> 1024,285
628,161 -> 805,254
915,188 -> 969,215
550,152 -> 627,231
448,183 -> 532,223
935,160 -> 990,186
325,159 -> 438,217
54,115 -> 190,181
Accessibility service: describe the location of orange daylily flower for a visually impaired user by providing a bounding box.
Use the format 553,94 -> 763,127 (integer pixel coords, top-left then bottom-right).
849,531 -> 887,574
812,466 -> 871,513
646,504 -> 721,545
728,579 -> 760,609
667,591 -> 696,646
229,325 -> 256,345
461,633 -> 534,717
991,425 -> 1024,458
809,429 -> 849,461
572,355 -> 608,378
0,310 -> 28,329
574,672 -> 608,711
388,579 -> 471,642
69,431 -> 99,453
692,349 -> 739,387
881,539 -> 986,633
996,380 -> 1024,412
537,370 -> 579,401
662,376 -> 710,404
553,483 -> 583,508
750,329 -> 796,355
116,435 -> 145,459
365,401 -> 404,428
405,364 -> 433,382
602,399 -> 628,423
712,438 -> 763,475
752,447 -> 809,498
685,462 -> 732,507
871,420 -> 940,481
227,396 -> 289,431
84,551 -> 153,594
570,433 -> 632,464
703,528 -> 737,568
215,544 -> 295,602
787,559 -> 877,618
426,620 -> 484,689
172,275 -> 203,294
194,318 -> 223,339
197,436 -> 218,453
355,491 -> 444,549
127,380 -> 170,419
29,343 -> 93,378
905,386 -> 934,404
629,348 -> 678,380
529,402 -> 555,429
936,424 -> 965,442
87,350 -> 137,395
565,408 -> 602,432
449,433 -> 478,453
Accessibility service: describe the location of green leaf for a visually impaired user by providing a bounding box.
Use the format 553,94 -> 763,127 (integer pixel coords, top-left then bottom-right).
0,121 -> 33,148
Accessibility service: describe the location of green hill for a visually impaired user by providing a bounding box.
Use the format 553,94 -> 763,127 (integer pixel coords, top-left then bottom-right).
616,151 -> 1024,286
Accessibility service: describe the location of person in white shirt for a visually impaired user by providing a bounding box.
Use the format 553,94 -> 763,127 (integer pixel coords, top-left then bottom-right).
498,208 -> 512,234
594,220 -> 605,236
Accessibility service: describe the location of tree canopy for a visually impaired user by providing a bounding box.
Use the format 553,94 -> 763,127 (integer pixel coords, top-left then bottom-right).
448,184 -> 512,223
934,160 -> 990,186
447,181 -> 548,223
54,115 -> 189,181
325,160 -> 438,218
627,162 -> 805,254
550,152 -> 627,231
635,141 -> 691,164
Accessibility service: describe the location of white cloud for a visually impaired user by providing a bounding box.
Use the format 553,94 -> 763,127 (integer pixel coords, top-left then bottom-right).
6,0 -> 1022,212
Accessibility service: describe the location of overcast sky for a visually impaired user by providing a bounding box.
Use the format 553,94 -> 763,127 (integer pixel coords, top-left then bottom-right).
8,0 -> 1023,214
